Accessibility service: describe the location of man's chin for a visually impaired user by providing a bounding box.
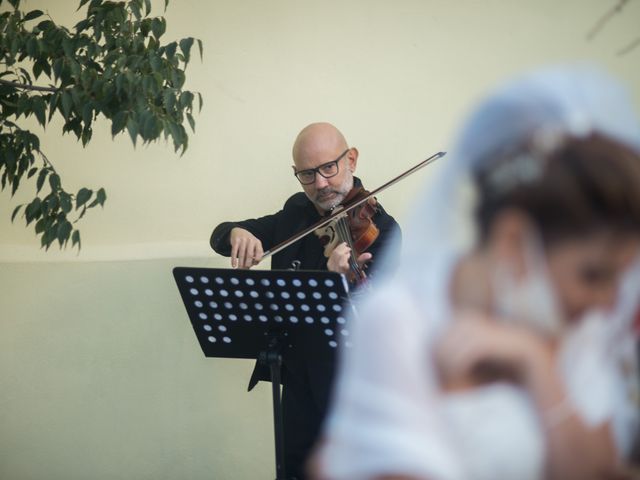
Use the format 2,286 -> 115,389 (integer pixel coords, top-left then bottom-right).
315,201 -> 336,212
315,194 -> 340,211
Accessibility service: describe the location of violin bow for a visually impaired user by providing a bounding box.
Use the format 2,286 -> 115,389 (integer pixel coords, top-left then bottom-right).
259,150 -> 446,262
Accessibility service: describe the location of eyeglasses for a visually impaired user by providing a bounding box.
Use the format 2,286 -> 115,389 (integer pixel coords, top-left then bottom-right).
294,149 -> 349,185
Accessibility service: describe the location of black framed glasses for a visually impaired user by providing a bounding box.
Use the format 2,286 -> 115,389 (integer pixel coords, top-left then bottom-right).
293,149 -> 349,185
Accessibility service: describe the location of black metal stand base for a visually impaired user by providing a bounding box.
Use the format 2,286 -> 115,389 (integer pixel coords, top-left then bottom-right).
258,334 -> 287,480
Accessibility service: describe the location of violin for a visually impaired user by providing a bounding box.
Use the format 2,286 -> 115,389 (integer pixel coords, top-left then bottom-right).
258,151 -> 446,280
314,186 -> 379,284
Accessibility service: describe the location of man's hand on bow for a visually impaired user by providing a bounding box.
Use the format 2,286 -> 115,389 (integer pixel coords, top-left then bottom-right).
229,227 -> 264,269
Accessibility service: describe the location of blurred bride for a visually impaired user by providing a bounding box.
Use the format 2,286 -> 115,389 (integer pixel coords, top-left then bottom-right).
314,66 -> 640,480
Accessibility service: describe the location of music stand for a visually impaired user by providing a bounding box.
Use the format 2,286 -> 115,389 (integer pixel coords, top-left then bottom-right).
173,267 -> 353,480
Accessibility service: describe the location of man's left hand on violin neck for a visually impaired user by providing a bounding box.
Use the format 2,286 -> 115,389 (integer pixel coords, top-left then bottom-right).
326,241 -> 373,276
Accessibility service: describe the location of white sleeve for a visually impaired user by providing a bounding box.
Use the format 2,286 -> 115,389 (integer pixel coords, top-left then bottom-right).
560,312 -> 640,458
319,284 -> 464,480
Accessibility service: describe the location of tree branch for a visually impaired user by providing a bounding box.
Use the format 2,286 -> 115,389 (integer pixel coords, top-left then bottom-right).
0,78 -> 58,93
36,148 -> 59,175
618,36 -> 640,55
587,0 -> 630,41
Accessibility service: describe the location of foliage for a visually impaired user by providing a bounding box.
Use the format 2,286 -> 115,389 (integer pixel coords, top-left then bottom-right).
0,0 -> 202,250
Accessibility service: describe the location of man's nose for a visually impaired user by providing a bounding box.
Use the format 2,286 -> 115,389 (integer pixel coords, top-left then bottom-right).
314,173 -> 329,188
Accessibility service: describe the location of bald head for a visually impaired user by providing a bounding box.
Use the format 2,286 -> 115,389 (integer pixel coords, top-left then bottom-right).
291,122 -> 358,212
292,123 -> 349,167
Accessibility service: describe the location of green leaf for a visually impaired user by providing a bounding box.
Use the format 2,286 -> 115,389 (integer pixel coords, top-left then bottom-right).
17,95 -> 30,117
62,37 -> 74,57
60,192 -> 72,213
26,36 -> 38,57
36,19 -> 54,32
48,173 -> 60,191
25,198 -> 42,225
96,188 -> 106,206
52,58 -> 63,81
27,167 -> 38,179
74,18 -> 90,31
82,103 -> 93,126
76,187 -> 92,208
36,168 -> 48,193
81,125 -> 92,146
179,91 -> 193,109
186,112 -> 195,132
130,1 -> 141,20
43,193 -> 59,214
167,120 -> 181,148
33,60 -> 43,80
142,112 -> 157,140
163,89 -> 175,112
32,96 -> 46,127
149,54 -> 162,71
126,118 -> 139,146
61,91 -> 73,119
197,38 -> 203,61
140,18 -> 152,36
48,92 -> 59,122
151,17 -> 165,39
111,111 -> 127,136
27,132 -> 40,151
11,204 -> 23,223
179,37 -> 194,63
197,92 -> 203,112
88,187 -> 106,208
35,217 -> 46,234
23,9 -> 43,21
165,41 -> 176,59
57,220 -> 72,247
11,176 -> 21,196
72,230 -> 81,248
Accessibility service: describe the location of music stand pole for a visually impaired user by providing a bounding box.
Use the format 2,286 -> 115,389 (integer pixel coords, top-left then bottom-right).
258,333 -> 286,479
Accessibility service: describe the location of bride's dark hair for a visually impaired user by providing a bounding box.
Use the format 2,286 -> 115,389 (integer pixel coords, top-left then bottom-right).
474,133 -> 640,245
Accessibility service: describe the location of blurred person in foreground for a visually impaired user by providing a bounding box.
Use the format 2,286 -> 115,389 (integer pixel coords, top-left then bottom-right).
313,65 -> 640,480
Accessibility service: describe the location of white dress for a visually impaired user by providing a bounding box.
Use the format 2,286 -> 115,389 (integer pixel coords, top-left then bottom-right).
320,255 -> 639,480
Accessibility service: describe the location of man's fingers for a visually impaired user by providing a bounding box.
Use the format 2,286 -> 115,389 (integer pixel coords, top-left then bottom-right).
250,243 -> 264,266
238,241 -> 250,269
253,242 -> 264,265
357,252 -> 373,267
235,239 -> 249,269
230,239 -> 240,268
327,243 -> 352,274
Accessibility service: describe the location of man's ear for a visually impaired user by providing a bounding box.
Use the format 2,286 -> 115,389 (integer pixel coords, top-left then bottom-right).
487,208 -> 535,278
347,147 -> 359,172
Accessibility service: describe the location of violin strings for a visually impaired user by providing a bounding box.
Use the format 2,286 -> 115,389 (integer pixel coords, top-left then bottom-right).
335,215 -> 363,278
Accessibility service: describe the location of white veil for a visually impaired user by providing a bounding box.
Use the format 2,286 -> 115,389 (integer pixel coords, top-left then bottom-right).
389,63 -> 640,453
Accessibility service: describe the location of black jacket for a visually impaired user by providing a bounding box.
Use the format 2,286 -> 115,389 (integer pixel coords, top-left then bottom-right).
210,177 -> 400,277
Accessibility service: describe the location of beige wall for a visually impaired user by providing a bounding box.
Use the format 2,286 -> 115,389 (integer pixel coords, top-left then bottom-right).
0,258 -> 274,480
1,1 -> 639,478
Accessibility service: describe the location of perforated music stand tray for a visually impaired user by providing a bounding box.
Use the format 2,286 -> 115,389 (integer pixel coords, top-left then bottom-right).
173,267 -> 353,480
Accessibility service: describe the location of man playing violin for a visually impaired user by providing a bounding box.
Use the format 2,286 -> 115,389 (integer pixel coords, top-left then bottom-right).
210,122 -> 400,479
